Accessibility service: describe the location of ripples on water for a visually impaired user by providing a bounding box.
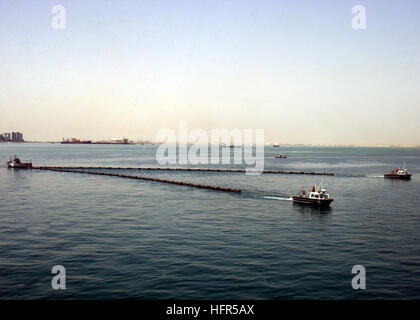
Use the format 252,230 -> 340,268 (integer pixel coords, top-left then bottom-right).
0,144 -> 419,299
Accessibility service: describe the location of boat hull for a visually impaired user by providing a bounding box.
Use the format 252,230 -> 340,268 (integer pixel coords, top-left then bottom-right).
61,141 -> 92,144
292,196 -> 334,207
384,174 -> 411,180
7,163 -> 32,169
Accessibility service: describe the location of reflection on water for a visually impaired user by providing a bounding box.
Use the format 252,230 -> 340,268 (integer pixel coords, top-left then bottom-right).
0,144 -> 419,299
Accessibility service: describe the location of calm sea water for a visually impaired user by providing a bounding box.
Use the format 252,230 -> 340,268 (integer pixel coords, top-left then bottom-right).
1,143 -> 419,299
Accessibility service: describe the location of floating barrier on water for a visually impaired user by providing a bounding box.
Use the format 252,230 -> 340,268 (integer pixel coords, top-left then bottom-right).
32,166 -> 335,176
32,167 -> 242,193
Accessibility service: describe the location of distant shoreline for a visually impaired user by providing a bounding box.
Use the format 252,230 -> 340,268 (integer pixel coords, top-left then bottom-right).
2,141 -> 419,148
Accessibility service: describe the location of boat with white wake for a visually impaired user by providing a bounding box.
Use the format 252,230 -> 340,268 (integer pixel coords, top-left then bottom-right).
292,176 -> 333,207
384,162 -> 411,180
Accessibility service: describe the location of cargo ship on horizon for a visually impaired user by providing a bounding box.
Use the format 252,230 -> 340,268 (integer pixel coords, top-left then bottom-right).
61,137 -> 134,145
61,138 -> 92,144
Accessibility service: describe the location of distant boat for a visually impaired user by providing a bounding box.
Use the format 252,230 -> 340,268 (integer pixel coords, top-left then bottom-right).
274,154 -> 287,159
273,144 -> 280,147
61,138 -> 92,144
384,162 -> 412,180
7,156 -> 32,169
292,176 -> 333,207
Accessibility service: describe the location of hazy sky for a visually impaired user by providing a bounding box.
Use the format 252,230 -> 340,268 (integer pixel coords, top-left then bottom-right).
1,0 -> 419,144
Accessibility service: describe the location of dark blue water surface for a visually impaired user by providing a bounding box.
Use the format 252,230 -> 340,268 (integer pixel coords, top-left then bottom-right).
1,143 -> 419,299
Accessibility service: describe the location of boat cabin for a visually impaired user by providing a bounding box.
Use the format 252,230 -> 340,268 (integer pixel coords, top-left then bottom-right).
300,186 -> 330,200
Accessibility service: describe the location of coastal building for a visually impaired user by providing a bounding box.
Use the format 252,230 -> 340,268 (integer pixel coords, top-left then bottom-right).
1,133 -> 11,141
0,132 -> 24,142
12,132 -> 24,142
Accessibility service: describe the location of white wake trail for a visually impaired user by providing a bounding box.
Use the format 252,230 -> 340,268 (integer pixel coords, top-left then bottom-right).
262,196 -> 293,201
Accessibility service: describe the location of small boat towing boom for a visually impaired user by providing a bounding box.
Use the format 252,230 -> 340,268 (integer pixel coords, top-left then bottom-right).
292,175 -> 333,207
7,156 -> 32,169
384,162 -> 411,180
